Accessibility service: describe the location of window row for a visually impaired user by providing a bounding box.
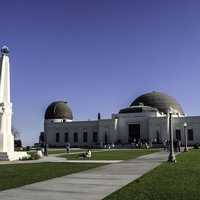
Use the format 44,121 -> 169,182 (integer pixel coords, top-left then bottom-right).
55,132 -> 98,143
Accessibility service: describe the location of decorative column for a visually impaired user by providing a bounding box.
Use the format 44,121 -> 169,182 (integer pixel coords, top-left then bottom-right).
0,46 -> 29,160
0,46 -> 15,160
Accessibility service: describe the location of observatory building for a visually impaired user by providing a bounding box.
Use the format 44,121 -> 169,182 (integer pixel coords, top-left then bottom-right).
42,91 -> 200,147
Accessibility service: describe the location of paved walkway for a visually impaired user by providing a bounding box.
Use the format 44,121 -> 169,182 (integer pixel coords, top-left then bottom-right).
0,151 -> 171,200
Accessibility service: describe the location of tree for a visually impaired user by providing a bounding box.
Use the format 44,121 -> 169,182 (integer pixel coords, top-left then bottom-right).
11,126 -> 20,140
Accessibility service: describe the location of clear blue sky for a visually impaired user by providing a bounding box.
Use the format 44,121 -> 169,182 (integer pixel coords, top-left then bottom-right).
0,0 -> 200,145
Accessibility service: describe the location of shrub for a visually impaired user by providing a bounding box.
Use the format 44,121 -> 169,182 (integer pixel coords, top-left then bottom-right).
193,143 -> 199,149
29,152 -> 41,160
26,146 -> 31,151
20,152 -> 40,161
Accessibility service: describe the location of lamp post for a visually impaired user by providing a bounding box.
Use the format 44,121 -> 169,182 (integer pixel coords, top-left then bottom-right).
184,122 -> 188,152
168,109 -> 176,163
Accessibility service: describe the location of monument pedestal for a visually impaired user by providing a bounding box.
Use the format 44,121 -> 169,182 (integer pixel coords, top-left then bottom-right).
0,152 -> 11,160
0,151 -> 29,161
14,151 -> 29,160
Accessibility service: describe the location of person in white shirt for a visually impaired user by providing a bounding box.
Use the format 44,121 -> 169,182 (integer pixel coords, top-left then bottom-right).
86,149 -> 91,159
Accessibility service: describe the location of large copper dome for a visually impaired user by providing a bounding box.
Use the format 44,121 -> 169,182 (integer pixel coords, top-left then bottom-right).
130,91 -> 184,114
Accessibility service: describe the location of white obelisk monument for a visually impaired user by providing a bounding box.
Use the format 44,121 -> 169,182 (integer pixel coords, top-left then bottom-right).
0,46 -> 27,160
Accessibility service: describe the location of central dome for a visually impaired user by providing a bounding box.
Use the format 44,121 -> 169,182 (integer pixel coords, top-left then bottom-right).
130,91 -> 184,115
45,101 -> 73,120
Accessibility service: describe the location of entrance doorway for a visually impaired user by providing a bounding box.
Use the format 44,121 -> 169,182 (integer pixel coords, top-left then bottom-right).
129,124 -> 140,143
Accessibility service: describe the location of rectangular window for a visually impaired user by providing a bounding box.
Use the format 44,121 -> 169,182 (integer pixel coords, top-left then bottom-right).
65,132 -> 69,143
93,132 -> 98,143
176,129 -> 181,140
56,133 -> 60,143
188,129 -> 194,141
83,132 -> 88,143
74,132 -> 78,143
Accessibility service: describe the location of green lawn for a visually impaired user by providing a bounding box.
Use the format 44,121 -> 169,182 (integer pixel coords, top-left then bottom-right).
59,149 -> 159,160
0,162 -> 103,191
48,149 -> 103,155
104,149 -> 200,200
48,150 -> 66,154
48,149 -> 84,154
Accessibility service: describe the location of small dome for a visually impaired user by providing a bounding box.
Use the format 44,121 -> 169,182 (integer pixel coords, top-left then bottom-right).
130,91 -> 184,114
45,101 -> 73,120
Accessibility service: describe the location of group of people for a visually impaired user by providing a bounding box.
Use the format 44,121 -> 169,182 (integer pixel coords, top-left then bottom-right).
104,143 -> 115,149
163,139 -> 181,152
131,138 -> 150,149
65,143 -> 92,159
130,137 -> 182,152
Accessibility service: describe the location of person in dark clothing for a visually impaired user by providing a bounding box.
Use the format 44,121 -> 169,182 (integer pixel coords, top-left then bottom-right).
177,140 -> 181,152
174,140 -> 178,152
66,143 -> 70,153
42,143 -> 48,156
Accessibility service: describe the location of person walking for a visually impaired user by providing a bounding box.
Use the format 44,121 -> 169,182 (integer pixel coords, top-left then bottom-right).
177,139 -> 181,152
163,139 -> 167,151
66,143 -> 70,153
44,143 -> 48,156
